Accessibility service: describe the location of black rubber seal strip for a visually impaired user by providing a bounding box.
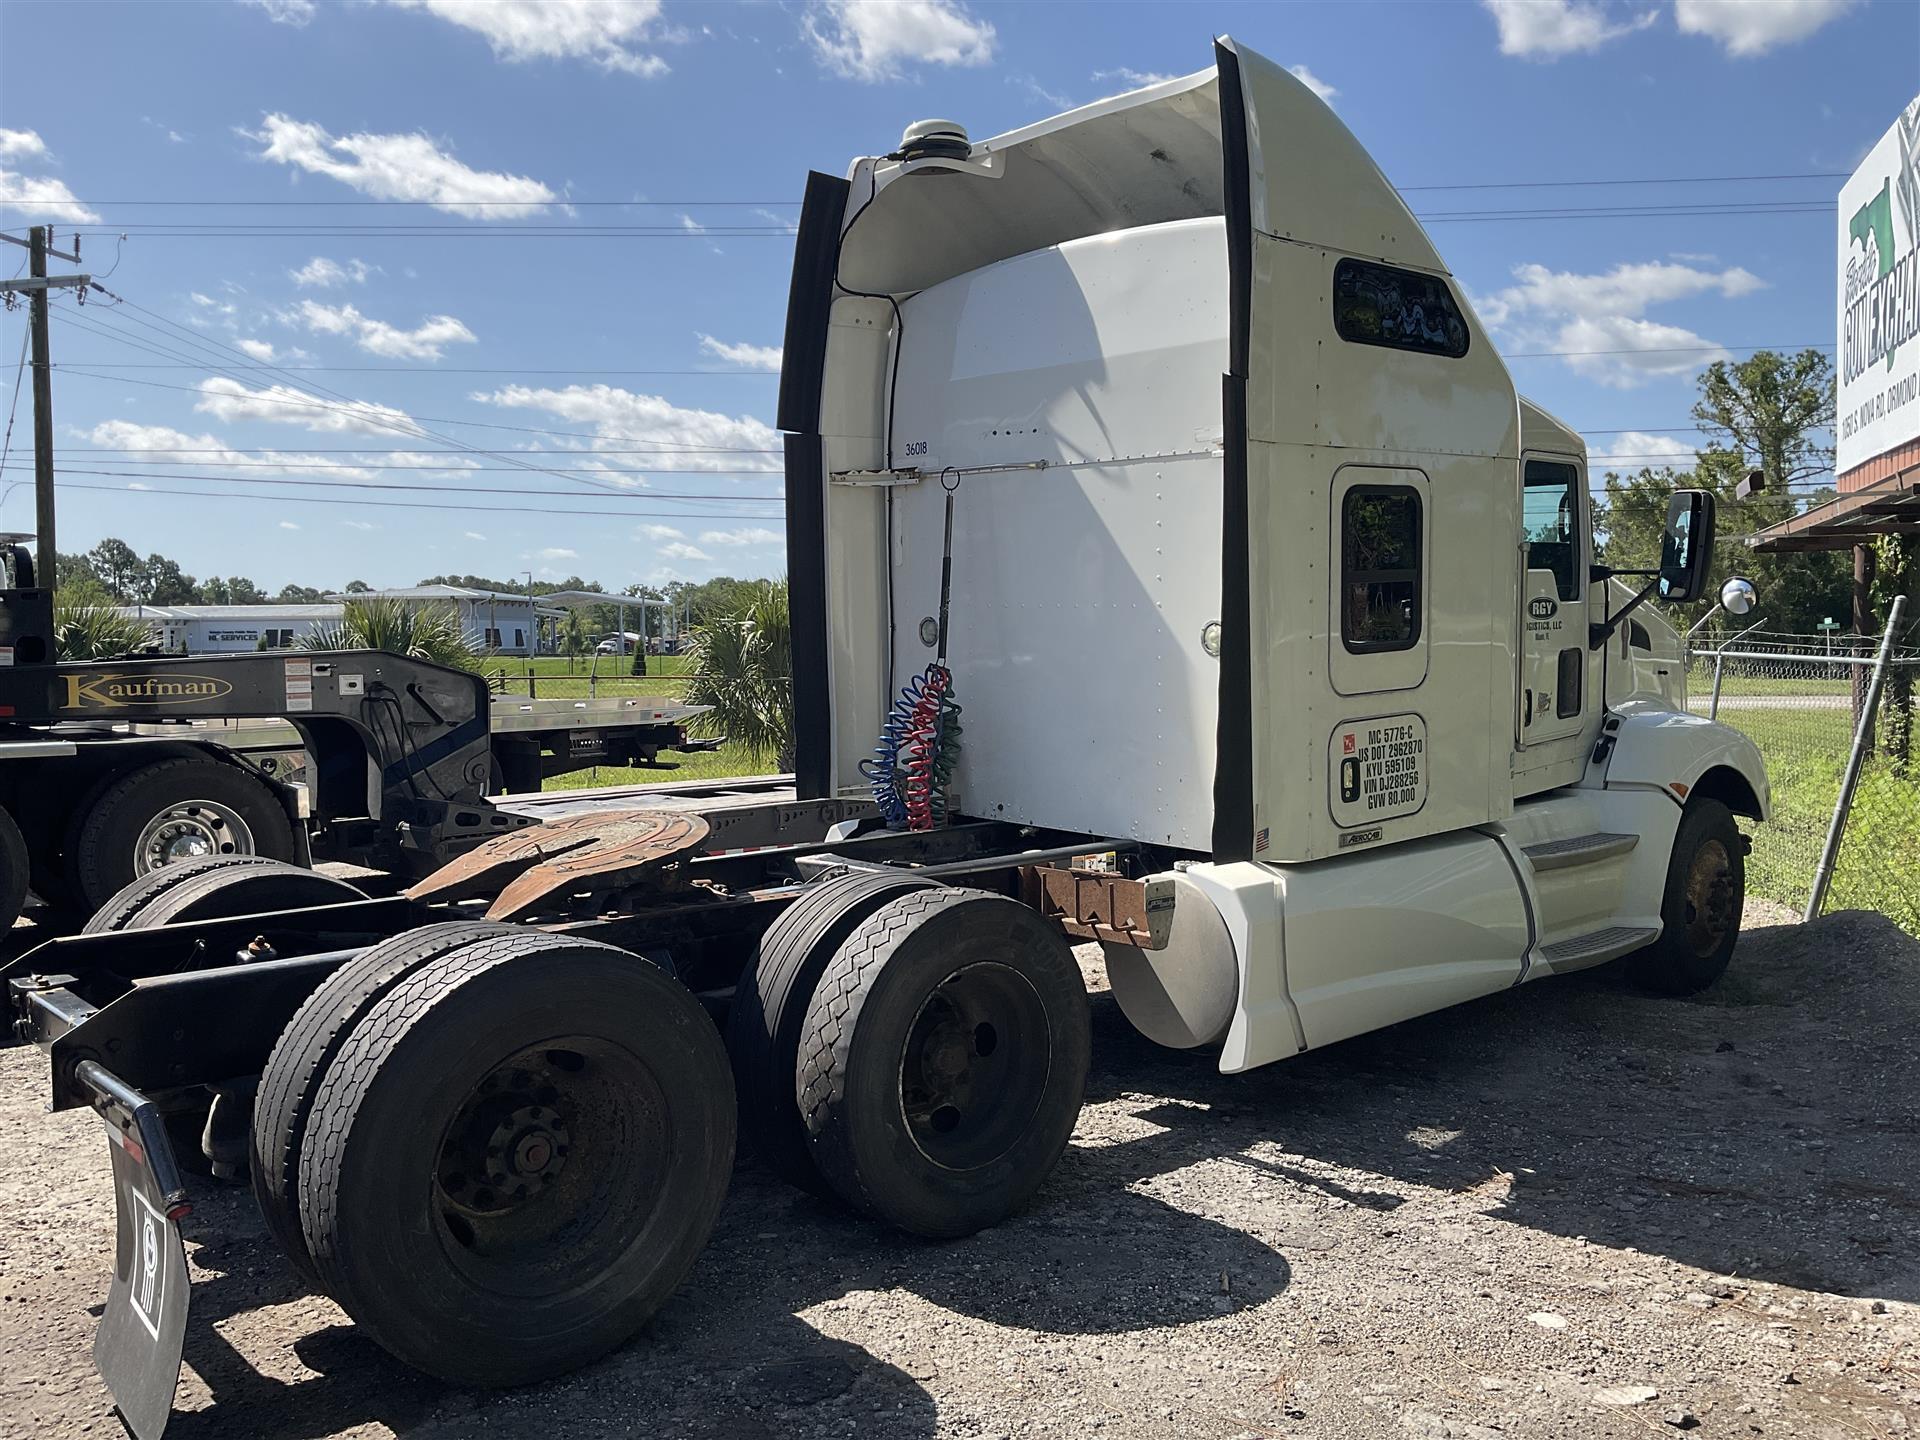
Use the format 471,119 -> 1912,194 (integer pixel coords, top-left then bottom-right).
1211,39 -> 1256,862
777,171 -> 852,436
785,432 -> 832,799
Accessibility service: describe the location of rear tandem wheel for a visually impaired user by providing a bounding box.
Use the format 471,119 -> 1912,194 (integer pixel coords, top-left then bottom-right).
795,886 -> 1091,1239
294,927 -> 736,1386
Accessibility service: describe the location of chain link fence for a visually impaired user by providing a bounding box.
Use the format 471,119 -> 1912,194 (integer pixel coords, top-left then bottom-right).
1686,611 -> 1920,934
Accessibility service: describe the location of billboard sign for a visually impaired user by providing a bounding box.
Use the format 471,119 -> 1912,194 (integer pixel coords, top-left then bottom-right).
1837,95 -> 1920,480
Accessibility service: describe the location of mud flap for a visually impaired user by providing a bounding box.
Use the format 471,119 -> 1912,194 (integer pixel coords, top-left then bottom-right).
78,1060 -> 191,1440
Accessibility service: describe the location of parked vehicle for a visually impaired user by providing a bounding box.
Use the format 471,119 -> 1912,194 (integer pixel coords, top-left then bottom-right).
2,40 -> 1766,1440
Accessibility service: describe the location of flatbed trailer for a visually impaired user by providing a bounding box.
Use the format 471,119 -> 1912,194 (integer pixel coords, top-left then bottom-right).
0,644 -> 725,930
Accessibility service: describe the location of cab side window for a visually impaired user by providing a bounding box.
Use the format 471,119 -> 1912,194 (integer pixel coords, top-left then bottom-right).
1522,460 -> 1582,602
1341,487 -> 1422,653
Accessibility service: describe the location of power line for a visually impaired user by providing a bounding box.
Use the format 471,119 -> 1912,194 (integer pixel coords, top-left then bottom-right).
56,466 -> 784,498
50,477 -> 784,520
40,172 -> 1850,207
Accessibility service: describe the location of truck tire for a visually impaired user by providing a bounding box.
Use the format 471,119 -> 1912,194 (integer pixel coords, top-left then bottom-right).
298,929 -> 735,1386
796,887 -> 1090,1239
728,869 -> 936,1192
0,805 -> 27,934
70,755 -> 299,913
82,855 -> 363,934
252,920 -> 517,1288
1628,798 -> 1745,995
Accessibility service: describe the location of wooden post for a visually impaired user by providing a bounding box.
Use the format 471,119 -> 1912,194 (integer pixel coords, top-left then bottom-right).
28,226 -> 56,588
1851,543 -> 1877,741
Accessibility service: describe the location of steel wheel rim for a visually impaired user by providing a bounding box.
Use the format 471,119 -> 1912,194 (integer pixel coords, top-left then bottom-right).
134,800 -> 256,873
897,961 -> 1052,1171
1682,837 -> 1736,957
431,1038 -> 670,1300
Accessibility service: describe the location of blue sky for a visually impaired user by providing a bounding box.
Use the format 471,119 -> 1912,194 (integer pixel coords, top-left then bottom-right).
0,0 -> 1913,594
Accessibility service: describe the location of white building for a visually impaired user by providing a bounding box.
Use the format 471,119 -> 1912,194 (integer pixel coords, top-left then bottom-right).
122,603 -> 343,654
335,585 -> 544,656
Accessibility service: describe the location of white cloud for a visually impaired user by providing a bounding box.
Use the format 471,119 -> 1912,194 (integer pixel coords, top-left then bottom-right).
471,384 -> 781,471
677,213 -> 705,234
342,520 -> 377,531
195,377 -> 422,437
83,418 -> 383,480
803,0 -> 995,80
127,482 -> 152,491
537,546 -> 578,560
1674,0 -> 1857,55
245,113 -> 555,219
242,0 -> 316,24
0,129 -> 47,160
384,0 -> 670,76
289,299 -> 477,360
700,526 -> 784,547
753,208 -> 799,234
1090,67 -> 1176,90
1010,74 -> 1072,111
0,170 -> 99,224
660,540 -> 713,561
1590,430 -> 1696,467
697,334 -> 782,369
637,523 -> 686,541
235,338 -> 279,362
1481,0 -> 1656,58
290,256 -> 373,287
464,531 -> 488,541
1477,258 -> 1766,387
1288,64 -> 1337,101
279,520 -> 302,530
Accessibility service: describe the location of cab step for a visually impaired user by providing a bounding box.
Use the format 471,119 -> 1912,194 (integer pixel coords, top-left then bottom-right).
1538,924 -> 1659,966
1521,831 -> 1639,872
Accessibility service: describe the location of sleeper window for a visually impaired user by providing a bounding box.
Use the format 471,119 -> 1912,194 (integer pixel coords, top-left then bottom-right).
1332,259 -> 1470,359
1523,460 -> 1582,602
1342,487 -> 1422,653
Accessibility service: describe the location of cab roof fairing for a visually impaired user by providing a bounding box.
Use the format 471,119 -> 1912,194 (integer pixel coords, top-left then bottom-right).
832,37 -> 1479,308
1519,397 -> 1587,460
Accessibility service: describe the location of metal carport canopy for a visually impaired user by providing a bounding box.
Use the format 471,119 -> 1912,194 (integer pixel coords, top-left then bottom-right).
1747,466 -> 1920,553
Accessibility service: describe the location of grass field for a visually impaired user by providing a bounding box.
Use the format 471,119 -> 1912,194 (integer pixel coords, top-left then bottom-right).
1709,701 -> 1920,935
538,739 -> 770,790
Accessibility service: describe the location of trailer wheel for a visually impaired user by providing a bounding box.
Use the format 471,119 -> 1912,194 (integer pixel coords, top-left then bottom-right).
298,929 -> 735,1386
70,755 -> 298,912
252,920 -> 517,1288
796,887 -> 1090,1239
82,854 -> 363,934
1629,798 -> 1745,995
729,869 -> 937,1192
0,805 -> 27,934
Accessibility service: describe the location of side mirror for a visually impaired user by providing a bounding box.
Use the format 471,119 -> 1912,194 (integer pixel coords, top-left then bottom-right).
1657,490 -> 1716,604
1719,576 -> 1757,617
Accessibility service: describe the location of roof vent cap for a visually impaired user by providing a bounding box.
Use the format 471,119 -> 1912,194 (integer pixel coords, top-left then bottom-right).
896,119 -> 971,163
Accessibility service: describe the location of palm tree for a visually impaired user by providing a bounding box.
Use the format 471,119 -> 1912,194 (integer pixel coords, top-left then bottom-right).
683,579 -> 793,771
55,597 -> 156,662
300,597 -> 479,670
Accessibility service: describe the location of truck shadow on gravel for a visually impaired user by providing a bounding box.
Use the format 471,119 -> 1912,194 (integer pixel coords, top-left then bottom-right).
1065,910 -> 1920,1305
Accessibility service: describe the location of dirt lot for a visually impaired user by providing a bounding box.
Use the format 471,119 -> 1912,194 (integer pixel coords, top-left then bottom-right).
4,904 -> 1919,1440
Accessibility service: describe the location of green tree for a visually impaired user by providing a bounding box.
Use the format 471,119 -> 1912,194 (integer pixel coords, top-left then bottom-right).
276,583 -> 325,603
143,554 -> 198,604
54,596 -> 155,661
224,576 -> 267,604
1692,349 -> 1834,492
684,580 -> 792,770
560,608 -> 589,664
301,597 -> 478,670
87,538 -> 146,600
344,579 -> 374,594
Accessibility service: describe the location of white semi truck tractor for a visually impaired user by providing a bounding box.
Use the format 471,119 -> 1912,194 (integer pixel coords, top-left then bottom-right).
4,38 -> 1769,1436
779,40 -> 1769,1066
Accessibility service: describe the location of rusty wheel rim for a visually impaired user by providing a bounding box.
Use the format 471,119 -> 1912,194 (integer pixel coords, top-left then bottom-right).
1682,838 -> 1735,958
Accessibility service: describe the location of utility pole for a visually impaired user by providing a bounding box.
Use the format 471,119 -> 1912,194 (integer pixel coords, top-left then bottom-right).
2,226 -> 87,590
29,226 -> 55,589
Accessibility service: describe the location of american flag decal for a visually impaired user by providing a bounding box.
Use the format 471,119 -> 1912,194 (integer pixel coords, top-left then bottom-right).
1254,827 -> 1269,853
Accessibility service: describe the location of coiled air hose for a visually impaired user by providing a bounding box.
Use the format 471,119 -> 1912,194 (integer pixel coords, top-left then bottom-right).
861,478 -> 963,831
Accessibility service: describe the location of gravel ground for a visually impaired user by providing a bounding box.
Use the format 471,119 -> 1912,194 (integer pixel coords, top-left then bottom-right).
3,902 -> 1918,1440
